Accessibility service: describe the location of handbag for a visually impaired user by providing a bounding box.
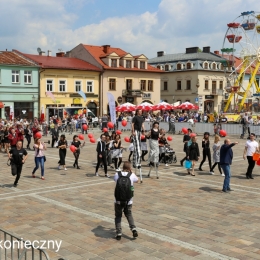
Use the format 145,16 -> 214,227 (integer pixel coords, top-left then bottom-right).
44,156 -> 46,162
184,160 -> 192,169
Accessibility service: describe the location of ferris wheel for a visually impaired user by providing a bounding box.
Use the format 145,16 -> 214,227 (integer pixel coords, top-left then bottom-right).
221,11 -> 260,112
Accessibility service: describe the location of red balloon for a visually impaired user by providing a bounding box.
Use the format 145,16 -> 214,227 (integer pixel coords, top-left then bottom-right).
167,136 -> 173,141
182,128 -> 188,134
190,133 -> 196,137
70,145 -> 76,153
141,135 -> 145,140
122,120 -> 127,127
83,124 -> 88,131
219,129 -> 227,137
103,128 -> 108,132
78,134 -> 84,140
107,122 -> 114,128
88,133 -> 93,138
34,132 -> 42,139
124,137 -> 130,142
116,130 -> 122,135
257,159 -> 260,166
90,138 -> 96,143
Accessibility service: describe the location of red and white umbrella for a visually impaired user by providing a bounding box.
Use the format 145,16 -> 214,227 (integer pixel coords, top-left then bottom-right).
116,102 -> 136,112
136,102 -> 154,111
176,102 -> 199,110
152,101 -> 173,111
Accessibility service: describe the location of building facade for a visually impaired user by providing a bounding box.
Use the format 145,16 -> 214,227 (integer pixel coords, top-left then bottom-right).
0,51 -> 39,120
67,44 -> 162,115
148,47 -> 227,113
17,51 -> 101,118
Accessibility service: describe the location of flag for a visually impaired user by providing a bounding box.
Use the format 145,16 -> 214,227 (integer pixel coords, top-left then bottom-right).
40,106 -> 45,122
107,92 -> 116,124
10,106 -> 14,121
46,91 -> 56,102
77,91 -> 87,102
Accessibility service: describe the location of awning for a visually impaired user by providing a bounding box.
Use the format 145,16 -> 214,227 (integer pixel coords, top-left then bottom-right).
0,102 -> 4,108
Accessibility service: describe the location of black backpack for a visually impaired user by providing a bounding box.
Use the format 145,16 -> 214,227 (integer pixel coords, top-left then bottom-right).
114,172 -> 133,202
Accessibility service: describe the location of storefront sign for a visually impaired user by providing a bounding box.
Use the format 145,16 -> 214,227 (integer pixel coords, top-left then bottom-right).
52,100 -> 61,103
205,95 -> 214,99
73,98 -> 81,104
142,93 -> 151,99
126,97 -> 134,103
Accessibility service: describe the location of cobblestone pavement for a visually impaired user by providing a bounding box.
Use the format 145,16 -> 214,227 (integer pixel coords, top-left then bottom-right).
1,131 -> 260,260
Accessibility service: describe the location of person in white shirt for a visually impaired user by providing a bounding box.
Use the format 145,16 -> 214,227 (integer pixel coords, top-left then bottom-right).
114,161 -> 139,240
243,133 -> 259,179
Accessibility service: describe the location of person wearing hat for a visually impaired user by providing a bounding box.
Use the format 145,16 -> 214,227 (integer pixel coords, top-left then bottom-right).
180,128 -> 192,166
243,133 -> 259,179
198,132 -> 212,172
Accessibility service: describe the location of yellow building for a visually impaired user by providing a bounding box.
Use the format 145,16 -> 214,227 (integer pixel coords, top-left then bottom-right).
21,51 -> 101,117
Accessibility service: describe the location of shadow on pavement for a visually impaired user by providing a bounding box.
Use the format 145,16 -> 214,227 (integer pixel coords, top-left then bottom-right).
173,171 -> 187,176
199,186 -> 221,192
0,184 -> 15,188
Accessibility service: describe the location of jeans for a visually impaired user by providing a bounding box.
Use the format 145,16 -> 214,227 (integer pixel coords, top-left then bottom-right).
220,164 -> 231,191
115,203 -> 136,235
32,156 -> 45,177
246,156 -> 255,178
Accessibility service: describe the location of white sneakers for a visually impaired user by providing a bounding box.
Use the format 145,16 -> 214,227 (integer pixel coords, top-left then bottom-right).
165,164 -> 169,167
221,173 -> 225,176
95,172 -> 99,176
116,168 -> 121,171
64,168 -> 67,171
58,166 -> 61,170
210,172 -> 214,175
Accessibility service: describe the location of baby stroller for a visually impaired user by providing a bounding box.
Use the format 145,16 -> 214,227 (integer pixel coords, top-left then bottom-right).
160,146 -> 177,164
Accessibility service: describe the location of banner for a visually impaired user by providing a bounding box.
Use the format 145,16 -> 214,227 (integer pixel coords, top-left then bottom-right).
46,91 -> 56,102
40,106 -> 45,122
107,92 -> 116,124
10,106 -> 14,121
77,91 -> 87,102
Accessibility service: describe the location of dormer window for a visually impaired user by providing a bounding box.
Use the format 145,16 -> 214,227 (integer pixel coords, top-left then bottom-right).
126,60 -> 131,68
140,61 -> 146,69
165,65 -> 169,71
111,59 -> 117,67
157,65 -> 161,69
211,62 -> 216,70
186,62 -> 191,69
177,63 -> 182,70
204,62 -> 209,69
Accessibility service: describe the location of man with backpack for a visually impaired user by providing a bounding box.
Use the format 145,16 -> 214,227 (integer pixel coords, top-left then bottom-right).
114,161 -> 139,240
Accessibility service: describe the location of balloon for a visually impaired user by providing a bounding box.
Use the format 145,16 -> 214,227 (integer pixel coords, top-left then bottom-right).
83,124 -> 88,131
257,159 -> 260,166
75,115 -> 78,119
219,130 -> 227,137
141,135 -> 145,140
107,122 -> 114,128
34,132 -> 42,139
88,133 -> 93,138
190,133 -> 196,137
122,120 -> 127,127
90,138 -> 96,143
64,111 -> 67,115
182,128 -> 188,134
70,145 -> 76,153
78,134 -> 84,140
116,130 -> 122,135
103,128 -> 108,132
124,137 -> 130,142
83,108 -> 86,114
167,136 -> 173,141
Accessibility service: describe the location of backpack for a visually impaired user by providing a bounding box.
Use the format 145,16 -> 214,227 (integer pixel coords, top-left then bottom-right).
114,172 -> 133,203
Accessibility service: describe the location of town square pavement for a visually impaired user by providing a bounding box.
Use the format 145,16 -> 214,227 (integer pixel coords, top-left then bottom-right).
1,130 -> 260,260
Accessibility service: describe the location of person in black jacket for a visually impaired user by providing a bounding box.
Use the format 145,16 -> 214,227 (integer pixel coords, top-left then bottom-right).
198,132 -> 212,171
186,136 -> 200,176
95,134 -> 110,178
24,125 -> 32,150
51,125 -> 59,148
180,128 -> 192,166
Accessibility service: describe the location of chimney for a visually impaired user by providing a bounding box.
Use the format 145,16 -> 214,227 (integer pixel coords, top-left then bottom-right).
214,50 -> 220,55
39,51 -> 45,56
47,50 -> 52,56
203,46 -> 210,53
157,51 -> 165,57
186,47 -> 199,54
56,52 -> 65,57
102,45 -> 110,54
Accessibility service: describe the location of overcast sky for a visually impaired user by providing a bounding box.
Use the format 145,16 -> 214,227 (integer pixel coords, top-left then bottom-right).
1,0 -> 259,58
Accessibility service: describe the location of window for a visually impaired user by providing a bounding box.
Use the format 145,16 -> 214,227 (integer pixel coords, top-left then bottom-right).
126,60 -> 131,68
75,81 -> 81,92
165,65 -> 169,71
59,80 -> 66,92
87,81 -> 94,92
109,78 -> 116,90
46,80 -> 53,91
177,81 -> 182,90
219,81 -> 223,90
24,71 -> 32,84
163,81 -> 168,91
140,80 -> 146,91
205,80 -> 209,90
140,61 -> 145,69
187,63 -> 191,69
212,63 -> 216,70
186,80 -> 191,90
177,64 -> 182,70
220,64 -> 224,70
126,79 -> 132,90
111,59 -> 117,67
212,81 -> 217,94
12,70 -> 20,83
157,65 -> 161,69
204,62 -> 209,69
148,80 -> 153,91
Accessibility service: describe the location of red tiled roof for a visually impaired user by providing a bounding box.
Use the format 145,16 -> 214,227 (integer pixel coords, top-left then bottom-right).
0,51 -> 37,66
15,51 -> 101,72
83,45 -> 161,72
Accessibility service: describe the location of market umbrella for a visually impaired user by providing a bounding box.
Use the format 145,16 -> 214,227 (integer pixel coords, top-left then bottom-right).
116,102 -> 136,112
152,101 -> 173,111
176,102 -> 199,110
136,102 -> 154,111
